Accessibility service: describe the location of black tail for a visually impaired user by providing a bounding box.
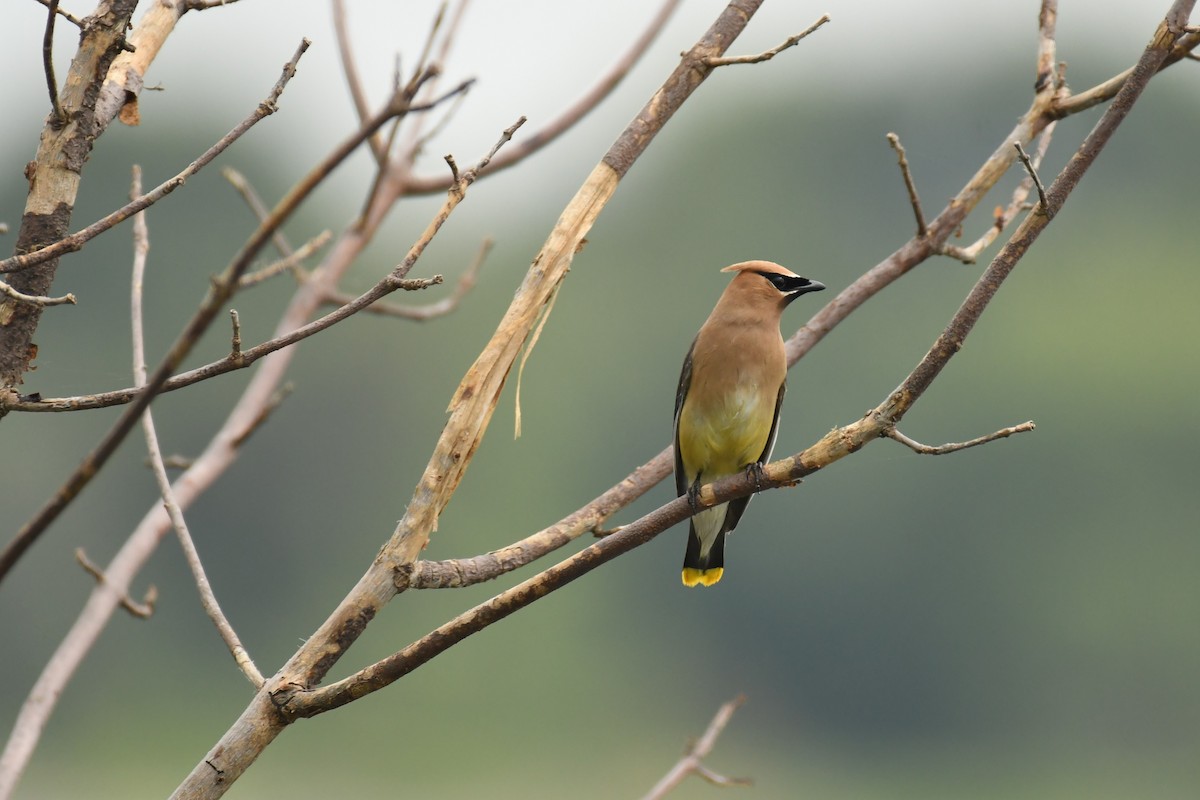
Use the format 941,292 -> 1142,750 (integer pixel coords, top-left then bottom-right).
681,522 -> 725,587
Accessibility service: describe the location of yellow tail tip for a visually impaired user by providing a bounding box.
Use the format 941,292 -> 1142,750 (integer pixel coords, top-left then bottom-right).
682,567 -> 724,587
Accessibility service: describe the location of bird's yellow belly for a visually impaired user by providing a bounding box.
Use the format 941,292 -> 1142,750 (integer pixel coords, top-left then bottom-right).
678,386 -> 772,482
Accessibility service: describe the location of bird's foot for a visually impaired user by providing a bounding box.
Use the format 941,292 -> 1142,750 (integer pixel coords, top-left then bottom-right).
745,461 -> 765,492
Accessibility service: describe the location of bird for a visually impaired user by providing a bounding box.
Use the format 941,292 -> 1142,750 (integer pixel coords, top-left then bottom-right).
673,260 -> 825,587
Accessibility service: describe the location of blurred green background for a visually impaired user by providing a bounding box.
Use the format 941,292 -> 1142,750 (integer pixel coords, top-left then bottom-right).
2,1 -> 1198,798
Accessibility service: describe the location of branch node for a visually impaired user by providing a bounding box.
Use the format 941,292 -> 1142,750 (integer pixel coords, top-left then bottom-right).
642,695 -> 751,800
229,309 -> 243,365
1013,141 -> 1050,215
887,132 -> 928,237
700,14 -> 830,67
885,420 -> 1036,455
75,548 -> 157,618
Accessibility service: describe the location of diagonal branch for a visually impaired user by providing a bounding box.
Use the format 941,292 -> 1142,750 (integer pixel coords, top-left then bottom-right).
701,14 -> 831,66
642,696 -> 752,800
288,1 -> 1193,718
399,0 -> 683,194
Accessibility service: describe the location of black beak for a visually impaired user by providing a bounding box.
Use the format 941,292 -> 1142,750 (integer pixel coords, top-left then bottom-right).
783,277 -> 825,305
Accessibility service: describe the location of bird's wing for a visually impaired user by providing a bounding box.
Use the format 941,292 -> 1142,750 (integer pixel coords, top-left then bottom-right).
672,338 -> 697,498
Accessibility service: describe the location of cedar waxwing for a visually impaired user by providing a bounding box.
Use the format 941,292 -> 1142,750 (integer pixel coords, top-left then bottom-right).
674,261 -> 825,587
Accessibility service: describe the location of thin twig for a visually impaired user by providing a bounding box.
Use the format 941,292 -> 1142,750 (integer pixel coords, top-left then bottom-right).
228,310 -> 243,364
701,14 -> 830,66
323,236 -> 491,321
129,166 -> 264,689
184,0 -> 244,10
887,132 -> 927,237
229,383 -> 294,450
0,280 -> 75,307
237,229 -> 332,288
42,0 -> 65,127
221,167 -> 296,261
940,122 -> 1057,264
75,549 -> 156,618
0,39 -> 313,276
398,0 -> 682,194
332,0 -> 385,163
1013,142 -> 1049,214
885,421 -> 1036,455
642,696 -> 752,800
33,0 -> 82,26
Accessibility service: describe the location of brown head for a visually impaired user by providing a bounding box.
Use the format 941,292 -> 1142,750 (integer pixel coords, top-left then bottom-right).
711,260 -> 826,325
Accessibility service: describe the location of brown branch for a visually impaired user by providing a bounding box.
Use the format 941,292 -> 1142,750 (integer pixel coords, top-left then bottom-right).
642,696 -> 752,800
886,132 -> 928,237
75,549 -> 156,619
1013,141 -> 1049,213
42,0 -> 65,127
941,122 -> 1057,264
288,2 -> 1191,719
0,280 -> 75,307
165,5 -> 788,796
0,7 -> 509,791
701,14 -> 831,66
1,40 -> 313,277
332,0 -> 389,164
129,166 -> 263,688
322,236 -> 491,321
221,168 -> 295,260
399,0 -> 683,194
184,0 -> 244,10
885,421 -> 1036,455
237,230 -> 331,289
33,0 -> 82,27
1,0 -> 138,390
0,40 -> 312,585
1035,0 -> 1059,92
408,6 -> 1196,595
1052,30 -> 1200,116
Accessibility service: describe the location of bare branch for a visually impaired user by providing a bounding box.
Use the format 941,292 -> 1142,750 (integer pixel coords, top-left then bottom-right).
941,122 -> 1057,264
0,39 -> 312,277
701,13 -> 831,66
0,39 -> 312,585
1035,0 -> 1059,91
183,0 -> 244,10
221,167 -> 296,259
32,0 -> 82,27
642,696 -> 752,800
887,132 -> 928,238
42,0 -> 65,127
289,3 -> 1193,721
323,236 -> 491,321
332,0 -> 374,145
885,421 -> 1036,455
129,167 -> 263,687
237,229 -> 332,288
0,280 -> 75,307
1052,30 -> 1200,116
399,0 -> 682,194
229,383 -> 294,450
228,310 -> 243,364
75,549 -> 156,618
1013,141 -> 1049,214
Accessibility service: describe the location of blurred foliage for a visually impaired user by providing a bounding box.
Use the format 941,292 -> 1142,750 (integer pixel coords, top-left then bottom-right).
2,3 -> 1198,799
